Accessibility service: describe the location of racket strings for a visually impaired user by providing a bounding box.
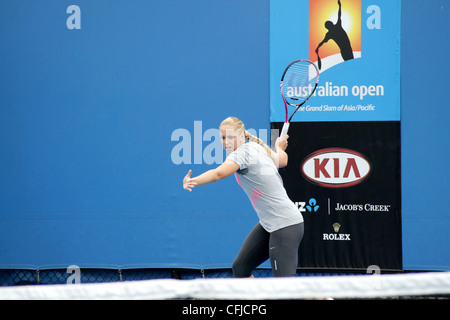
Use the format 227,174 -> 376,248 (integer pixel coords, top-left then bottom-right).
282,61 -> 318,105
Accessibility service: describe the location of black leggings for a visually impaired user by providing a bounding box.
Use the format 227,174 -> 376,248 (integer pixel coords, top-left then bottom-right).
232,222 -> 304,277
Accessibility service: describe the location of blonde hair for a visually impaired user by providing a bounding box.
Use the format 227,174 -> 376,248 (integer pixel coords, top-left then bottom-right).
220,117 -> 275,162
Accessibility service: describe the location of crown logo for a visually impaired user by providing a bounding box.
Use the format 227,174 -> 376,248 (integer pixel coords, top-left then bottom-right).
332,222 -> 341,233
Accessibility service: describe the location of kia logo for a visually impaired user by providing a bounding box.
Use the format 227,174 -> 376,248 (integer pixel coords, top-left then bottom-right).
301,148 -> 371,188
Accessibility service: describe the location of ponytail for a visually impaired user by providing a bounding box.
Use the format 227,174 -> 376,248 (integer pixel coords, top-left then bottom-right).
244,130 -> 276,162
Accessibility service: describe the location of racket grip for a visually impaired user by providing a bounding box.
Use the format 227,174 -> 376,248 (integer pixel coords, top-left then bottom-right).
280,122 -> 290,138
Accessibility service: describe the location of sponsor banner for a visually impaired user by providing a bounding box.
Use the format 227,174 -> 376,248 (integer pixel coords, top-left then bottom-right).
270,0 -> 402,271
272,121 -> 402,270
270,0 -> 401,122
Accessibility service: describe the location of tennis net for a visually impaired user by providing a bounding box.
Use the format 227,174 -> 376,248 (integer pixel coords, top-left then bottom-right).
0,271 -> 449,300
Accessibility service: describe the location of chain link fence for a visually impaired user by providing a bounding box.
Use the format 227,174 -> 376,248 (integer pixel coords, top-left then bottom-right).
0,268 -> 266,286
0,268 -> 365,286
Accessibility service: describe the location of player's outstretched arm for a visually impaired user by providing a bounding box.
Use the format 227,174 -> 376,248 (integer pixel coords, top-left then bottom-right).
183,160 -> 240,192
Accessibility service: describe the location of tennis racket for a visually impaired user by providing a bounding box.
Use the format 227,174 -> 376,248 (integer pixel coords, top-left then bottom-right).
317,52 -> 322,70
279,59 -> 320,138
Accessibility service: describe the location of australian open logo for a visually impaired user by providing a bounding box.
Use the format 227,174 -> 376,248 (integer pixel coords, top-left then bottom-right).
309,0 -> 361,73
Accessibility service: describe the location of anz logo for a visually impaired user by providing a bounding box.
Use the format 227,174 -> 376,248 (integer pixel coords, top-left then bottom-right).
295,198 -> 320,213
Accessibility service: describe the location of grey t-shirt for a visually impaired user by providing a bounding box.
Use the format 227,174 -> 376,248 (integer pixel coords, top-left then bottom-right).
227,141 -> 303,232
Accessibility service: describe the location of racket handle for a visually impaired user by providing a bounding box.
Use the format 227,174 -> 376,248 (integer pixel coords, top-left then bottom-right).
280,122 -> 290,138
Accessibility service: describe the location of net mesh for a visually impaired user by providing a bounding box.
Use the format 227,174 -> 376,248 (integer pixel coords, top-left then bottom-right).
1,271 -> 449,300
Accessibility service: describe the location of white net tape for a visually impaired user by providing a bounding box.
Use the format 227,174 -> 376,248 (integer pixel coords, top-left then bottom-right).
1,272 -> 449,300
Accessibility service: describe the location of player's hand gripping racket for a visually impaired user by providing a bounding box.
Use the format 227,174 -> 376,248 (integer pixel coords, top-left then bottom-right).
280,59 -> 320,138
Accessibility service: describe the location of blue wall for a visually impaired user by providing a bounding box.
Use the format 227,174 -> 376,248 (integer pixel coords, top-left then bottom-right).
401,0 -> 450,270
0,0 -> 448,271
0,0 -> 270,269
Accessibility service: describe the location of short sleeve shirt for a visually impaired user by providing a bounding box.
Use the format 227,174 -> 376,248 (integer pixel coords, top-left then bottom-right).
226,141 -> 303,232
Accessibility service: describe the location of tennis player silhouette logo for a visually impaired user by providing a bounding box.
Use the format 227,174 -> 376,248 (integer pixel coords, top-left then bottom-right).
309,0 -> 361,72
315,0 -> 354,69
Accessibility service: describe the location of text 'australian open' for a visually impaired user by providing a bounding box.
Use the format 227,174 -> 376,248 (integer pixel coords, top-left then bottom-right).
286,82 -> 384,100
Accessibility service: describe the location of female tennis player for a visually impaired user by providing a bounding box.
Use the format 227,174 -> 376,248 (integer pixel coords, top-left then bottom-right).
183,117 -> 304,277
